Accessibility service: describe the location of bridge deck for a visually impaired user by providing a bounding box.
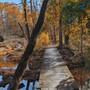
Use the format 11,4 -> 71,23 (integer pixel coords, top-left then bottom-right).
37,46 -> 79,90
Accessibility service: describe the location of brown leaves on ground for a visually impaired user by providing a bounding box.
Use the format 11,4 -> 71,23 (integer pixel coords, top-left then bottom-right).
58,47 -> 85,67
0,37 -> 45,88
70,67 -> 89,86
0,47 -> 45,88
28,49 -> 45,70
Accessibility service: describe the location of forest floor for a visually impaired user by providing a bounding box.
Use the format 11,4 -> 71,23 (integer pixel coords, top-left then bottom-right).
0,37 -> 45,88
58,46 -> 90,89
0,37 -> 89,89
58,47 -> 85,67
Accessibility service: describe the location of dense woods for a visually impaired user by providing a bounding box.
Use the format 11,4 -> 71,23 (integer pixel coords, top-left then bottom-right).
0,0 -> 90,90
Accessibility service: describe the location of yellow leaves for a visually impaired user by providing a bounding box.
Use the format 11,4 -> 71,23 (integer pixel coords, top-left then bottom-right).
61,26 -> 65,30
35,32 -> 50,49
69,34 -> 71,38
65,30 -> 70,35
70,35 -> 79,43
40,32 -> 49,44
77,39 -> 79,42
45,13 -> 48,17
29,18 -> 33,26
86,10 -> 90,16
45,12 -> 53,19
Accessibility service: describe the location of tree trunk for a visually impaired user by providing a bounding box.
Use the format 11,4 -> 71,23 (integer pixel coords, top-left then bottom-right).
59,17 -> 62,50
30,0 -> 35,28
8,0 -> 49,90
23,0 -> 30,42
49,25 -> 53,40
59,0 -> 62,50
1,26 -> 3,36
32,81 -> 35,90
26,80 -> 30,90
18,22 -> 25,37
81,27 -> 83,56
53,25 -> 56,43
5,14 -> 9,39
33,0 -> 37,25
65,34 -> 69,45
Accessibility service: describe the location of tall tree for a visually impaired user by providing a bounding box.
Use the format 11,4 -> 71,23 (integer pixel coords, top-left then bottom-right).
59,17 -> 62,49
4,3 -> 9,38
23,0 -> 30,42
30,0 -> 34,28
61,0 -> 88,53
0,3 -> 4,36
18,22 -> 25,37
53,25 -> 56,43
8,0 -> 49,89
59,0 -> 62,50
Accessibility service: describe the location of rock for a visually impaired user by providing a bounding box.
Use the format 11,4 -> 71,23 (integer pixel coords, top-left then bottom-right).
0,36 -> 4,42
18,83 -> 25,89
0,75 -> 12,88
0,81 -> 9,87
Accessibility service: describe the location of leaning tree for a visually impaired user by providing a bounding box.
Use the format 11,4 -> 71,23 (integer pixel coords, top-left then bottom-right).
8,0 -> 49,90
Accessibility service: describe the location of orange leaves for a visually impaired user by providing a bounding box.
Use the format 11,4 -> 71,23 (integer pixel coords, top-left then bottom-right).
21,11 -> 25,18
4,2 -> 9,6
0,2 -> 4,9
22,11 -> 36,18
24,6 -> 26,9
0,49 -> 13,55
26,14 -> 31,17
27,9 -> 30,13
24,21 -> 28,25
26,13 -> 36,18
31,13 -> 36,17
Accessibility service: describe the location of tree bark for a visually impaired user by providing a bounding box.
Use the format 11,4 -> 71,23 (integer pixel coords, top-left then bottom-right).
33,0 -> 37,25
49,25 -> 53,40
18,22 -> 25,37
59,17 -> 62,50
65,34 -> 69,45
30,0 -> 35,28
23,0 -> 30,42
59,0 -> 62,50
5,14 -> 9,39
81,27 -> 83,56
53,25 -> 56,43
8,0 -> 49,90
0,26 -> 3,37
26,80 -> 30,90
